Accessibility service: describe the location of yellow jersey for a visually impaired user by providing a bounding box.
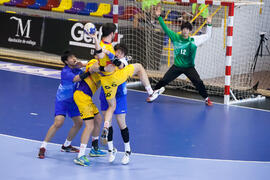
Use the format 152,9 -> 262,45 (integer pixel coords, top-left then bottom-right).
98,40 -> 116,76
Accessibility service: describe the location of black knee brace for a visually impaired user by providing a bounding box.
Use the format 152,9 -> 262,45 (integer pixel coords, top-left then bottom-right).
108,126 -> 113,142
121,127 -> 129,143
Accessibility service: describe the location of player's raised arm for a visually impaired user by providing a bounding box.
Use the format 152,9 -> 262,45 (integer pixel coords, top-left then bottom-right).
90,33 -> 106,59
155,5 -> 179,42
192,16 -> 212,47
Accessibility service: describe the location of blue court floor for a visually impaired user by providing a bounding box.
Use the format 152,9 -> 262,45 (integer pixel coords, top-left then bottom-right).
1,61 -> 270,180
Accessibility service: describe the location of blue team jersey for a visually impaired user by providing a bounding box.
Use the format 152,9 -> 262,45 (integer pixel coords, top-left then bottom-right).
56,66 -> 82,102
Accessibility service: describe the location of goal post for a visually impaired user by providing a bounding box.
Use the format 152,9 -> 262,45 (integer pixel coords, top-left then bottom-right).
114,0 -> 265,104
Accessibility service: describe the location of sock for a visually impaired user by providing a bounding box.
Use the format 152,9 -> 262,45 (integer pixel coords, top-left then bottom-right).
63,139 -> 71,147
40,141 -> 48,148
92,139 -> 99,151
78,144 -> 87,158
145,85 -> 153,95
124,142 -> 131,153
108,126 -> 113,142
92,136 -> 99,141
108,141 -> 113,151
205,97 -> 209,101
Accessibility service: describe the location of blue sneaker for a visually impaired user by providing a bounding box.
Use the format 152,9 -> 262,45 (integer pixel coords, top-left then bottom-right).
89,148 -> 107,157
74,155 -> 90,166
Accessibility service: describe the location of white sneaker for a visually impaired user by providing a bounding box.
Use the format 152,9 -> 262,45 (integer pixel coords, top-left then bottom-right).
108,148 -> 117,163
121,151 -> 131,165
147,87 -> 165,102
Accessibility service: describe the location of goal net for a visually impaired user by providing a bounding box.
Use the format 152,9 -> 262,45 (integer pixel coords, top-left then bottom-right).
117,0 -> 269,104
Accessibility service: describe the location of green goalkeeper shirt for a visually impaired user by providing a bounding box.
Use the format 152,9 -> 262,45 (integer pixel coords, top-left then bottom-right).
158,16 -> 212,68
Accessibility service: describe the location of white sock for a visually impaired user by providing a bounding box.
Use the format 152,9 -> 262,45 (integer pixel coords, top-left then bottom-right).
108,141 -> 113,151
40,141 -> 48,148
205,97 -> 209,101
78,144 -> 87,158
92,136 -> 99,141
124,142 -> 131,152
63,139 -> 71,147
145,85 -> 153,95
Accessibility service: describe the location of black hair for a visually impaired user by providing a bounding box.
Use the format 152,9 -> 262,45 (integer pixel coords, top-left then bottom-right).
61,50 -> 73,65
181,21 -> 192,31
102,23 -> 117,37
114,43 -> 128,56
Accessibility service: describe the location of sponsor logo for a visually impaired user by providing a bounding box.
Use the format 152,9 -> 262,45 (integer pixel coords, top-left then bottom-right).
69,22 -> 123,55
9,16 -> 36,46
69,22 -> 96,55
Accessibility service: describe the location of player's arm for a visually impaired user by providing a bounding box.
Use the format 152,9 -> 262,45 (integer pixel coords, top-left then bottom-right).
86,59 -> 115,73
90,33 -> 106,59
192,17 -> 212,47
155,5 -> 179,41
112,56 -> 129,69
71,60 -> 99,82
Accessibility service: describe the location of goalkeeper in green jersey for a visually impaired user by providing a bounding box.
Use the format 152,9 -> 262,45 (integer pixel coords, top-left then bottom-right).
148,6 -> 213,106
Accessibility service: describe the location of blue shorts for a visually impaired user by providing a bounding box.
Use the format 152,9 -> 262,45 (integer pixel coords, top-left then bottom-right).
99,88 -> 127,114
54,99 -> 81,118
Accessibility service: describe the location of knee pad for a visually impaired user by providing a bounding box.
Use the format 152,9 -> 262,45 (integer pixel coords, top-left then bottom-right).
121,127 -> 129,143
108,126 -> 113,142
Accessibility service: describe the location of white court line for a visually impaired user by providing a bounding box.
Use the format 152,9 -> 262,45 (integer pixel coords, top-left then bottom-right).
1,133 -> 270,164
0,68 -> 60,79
1,60 -> 270,113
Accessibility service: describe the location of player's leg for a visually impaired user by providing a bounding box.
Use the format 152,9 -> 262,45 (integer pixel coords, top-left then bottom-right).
149,65 -> 182,102
116,113 -> 131,165
101,97 -> 116,147
89,113 -> 107,157
184,67 -> 213,106
132,63 -> 154,95
74,117 -> 94,166
155,65 -> 182,90
60,115 -> 82,152
73,91 -> 100,166
61,101 -> 83,152
38,114 -> 65,159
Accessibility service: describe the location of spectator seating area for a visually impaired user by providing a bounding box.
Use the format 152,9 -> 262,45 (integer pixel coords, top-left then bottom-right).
0,0 -> 183,23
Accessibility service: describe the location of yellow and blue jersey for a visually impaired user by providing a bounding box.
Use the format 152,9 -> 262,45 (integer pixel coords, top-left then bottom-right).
98,40 -> 117,76
76,59 -> 101,97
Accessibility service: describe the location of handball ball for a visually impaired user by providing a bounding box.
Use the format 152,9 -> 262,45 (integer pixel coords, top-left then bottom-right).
84,23 -> 96,35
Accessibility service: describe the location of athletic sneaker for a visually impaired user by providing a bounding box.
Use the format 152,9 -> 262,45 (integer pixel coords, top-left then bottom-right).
61,145 -> 79,152
38,147 -> 46,159
205,98 -> 213,106
101,128 -> 109,145
147,87 -> 165,103
108,148 -> 117,163
74,155 -> 90,166
89,148 -> 107,157
121,151 -> 131,165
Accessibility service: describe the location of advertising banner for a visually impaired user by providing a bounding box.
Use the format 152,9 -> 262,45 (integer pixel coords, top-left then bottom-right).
0,12 -> 43,50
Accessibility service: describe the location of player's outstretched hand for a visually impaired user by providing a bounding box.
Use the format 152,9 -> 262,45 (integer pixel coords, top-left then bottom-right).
155,4 -> 162,17
88,32 -> 98,40
89,62 -> 100,73
207,16 -> 212,25
104,64 -> 115,72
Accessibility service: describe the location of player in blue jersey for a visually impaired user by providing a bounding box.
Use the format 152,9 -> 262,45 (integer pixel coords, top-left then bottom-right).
99,44 -> 132,164
38,51 -> 93,159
